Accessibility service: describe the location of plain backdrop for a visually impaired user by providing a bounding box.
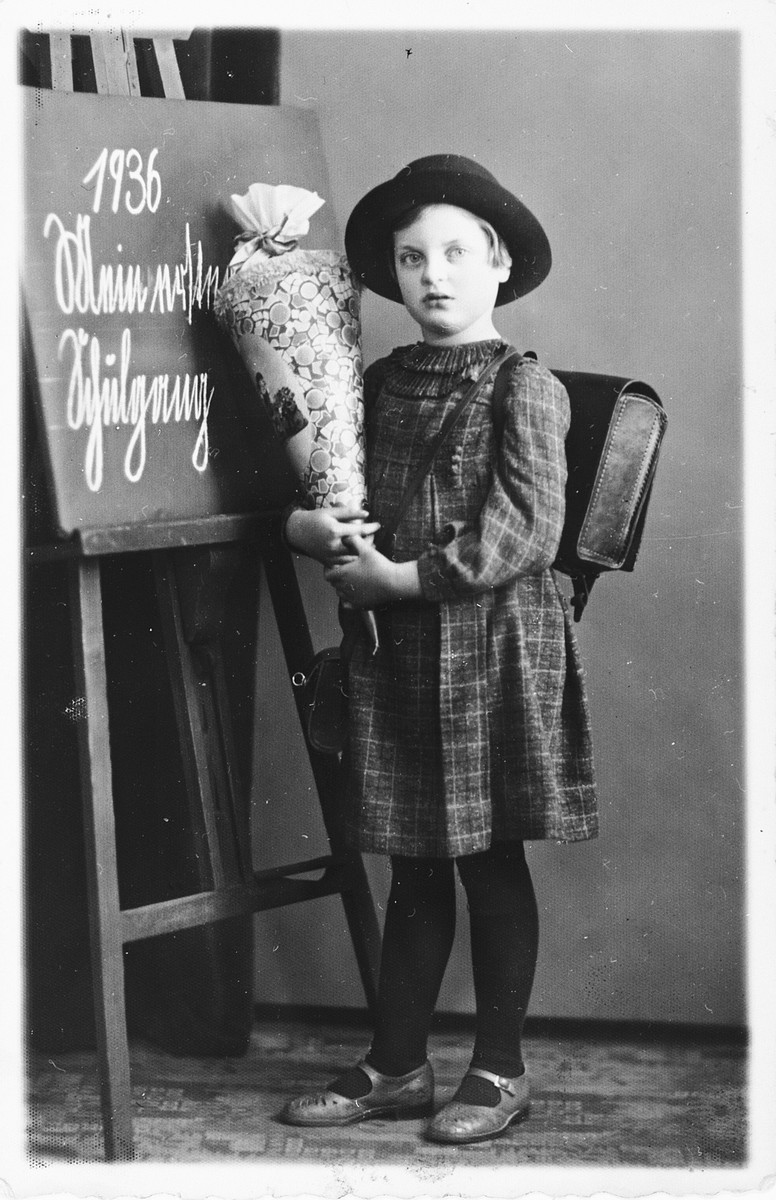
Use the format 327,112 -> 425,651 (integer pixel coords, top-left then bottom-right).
248,29 -> 744,1026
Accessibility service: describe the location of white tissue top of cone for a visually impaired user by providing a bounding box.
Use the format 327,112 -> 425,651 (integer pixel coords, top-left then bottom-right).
228,182 -> 326,273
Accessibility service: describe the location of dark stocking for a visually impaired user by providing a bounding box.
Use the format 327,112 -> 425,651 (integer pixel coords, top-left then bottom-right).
455,842 -> 539,1105
330,855 -> 456,1097
368,854 -> 457,1073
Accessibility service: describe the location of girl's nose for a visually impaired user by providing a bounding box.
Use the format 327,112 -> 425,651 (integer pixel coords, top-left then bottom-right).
421,254 -> 446,285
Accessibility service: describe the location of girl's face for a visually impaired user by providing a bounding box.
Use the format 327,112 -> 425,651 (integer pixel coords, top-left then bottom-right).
392,204 -> 510,345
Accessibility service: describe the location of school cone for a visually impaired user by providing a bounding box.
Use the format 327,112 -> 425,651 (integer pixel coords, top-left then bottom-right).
214,183 -> 378,650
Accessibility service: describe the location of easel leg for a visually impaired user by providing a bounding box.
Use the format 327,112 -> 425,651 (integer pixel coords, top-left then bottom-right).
151,551 -> 226,890
68,558 -> 134,1161
152,547 -> 254,886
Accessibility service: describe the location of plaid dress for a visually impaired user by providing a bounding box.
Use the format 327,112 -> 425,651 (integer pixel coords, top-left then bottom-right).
343,339 -> 597,857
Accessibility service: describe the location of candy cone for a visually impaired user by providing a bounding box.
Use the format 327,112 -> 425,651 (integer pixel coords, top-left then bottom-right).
214,186 -> 377,649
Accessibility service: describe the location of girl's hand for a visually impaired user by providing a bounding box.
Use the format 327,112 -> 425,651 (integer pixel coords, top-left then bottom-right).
324,538 -> 422,608
285,505 -> 381,567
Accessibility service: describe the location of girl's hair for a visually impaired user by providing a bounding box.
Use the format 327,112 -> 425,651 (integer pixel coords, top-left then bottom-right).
389,204 -> 513,274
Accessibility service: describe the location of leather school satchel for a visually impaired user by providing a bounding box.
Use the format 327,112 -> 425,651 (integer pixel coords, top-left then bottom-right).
492,349 -> 668,620
296,347 -> 520,755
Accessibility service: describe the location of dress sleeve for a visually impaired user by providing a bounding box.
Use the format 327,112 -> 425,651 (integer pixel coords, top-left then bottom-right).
417,358 -> 570,600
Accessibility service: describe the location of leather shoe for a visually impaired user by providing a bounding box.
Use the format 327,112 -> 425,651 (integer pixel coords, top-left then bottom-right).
426,1067 -> 530,1144
281,1059 -> 434,1126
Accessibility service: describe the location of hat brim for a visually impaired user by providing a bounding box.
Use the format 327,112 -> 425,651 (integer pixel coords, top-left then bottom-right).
344,170 -> 552,306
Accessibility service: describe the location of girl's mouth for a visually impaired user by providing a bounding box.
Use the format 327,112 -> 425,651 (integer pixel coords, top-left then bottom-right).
424,293 -> 451,304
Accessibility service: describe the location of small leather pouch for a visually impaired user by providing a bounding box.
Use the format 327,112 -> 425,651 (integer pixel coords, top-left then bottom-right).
294,646 -> 349,755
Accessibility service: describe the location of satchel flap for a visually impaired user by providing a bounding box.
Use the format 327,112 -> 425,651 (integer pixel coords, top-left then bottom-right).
577,390 -> 667,569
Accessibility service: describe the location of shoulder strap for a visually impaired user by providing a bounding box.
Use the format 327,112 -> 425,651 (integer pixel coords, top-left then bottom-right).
376,345 -> 519,557
491,347 -> 534,438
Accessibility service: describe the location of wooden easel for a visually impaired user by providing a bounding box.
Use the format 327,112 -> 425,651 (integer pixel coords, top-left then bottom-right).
24,31 -> 381,1162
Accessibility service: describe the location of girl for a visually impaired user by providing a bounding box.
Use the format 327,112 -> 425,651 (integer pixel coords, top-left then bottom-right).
280,155 -> 597,1144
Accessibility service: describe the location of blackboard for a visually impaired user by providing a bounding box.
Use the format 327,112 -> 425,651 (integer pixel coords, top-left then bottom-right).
23,88 -> 340,537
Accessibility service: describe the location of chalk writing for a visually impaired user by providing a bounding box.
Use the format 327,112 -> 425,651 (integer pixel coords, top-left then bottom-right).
41,145 -> 222,494
82,147 -> 162,215
60,326 -> 212,493
44,215 -> 221,323
149,229 -> 222,324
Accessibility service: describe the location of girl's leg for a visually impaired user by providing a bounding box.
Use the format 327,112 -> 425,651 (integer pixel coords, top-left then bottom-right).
455,841 -> 539,1104
330,854 -> 457,1097
369,854 -> 457,1073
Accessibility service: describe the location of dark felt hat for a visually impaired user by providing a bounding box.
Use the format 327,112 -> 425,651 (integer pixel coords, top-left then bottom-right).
344,154 -> 552,306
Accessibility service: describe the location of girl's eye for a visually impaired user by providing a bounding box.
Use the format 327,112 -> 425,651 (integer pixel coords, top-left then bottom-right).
399,252 -> 422,266
448,246 -> 467,259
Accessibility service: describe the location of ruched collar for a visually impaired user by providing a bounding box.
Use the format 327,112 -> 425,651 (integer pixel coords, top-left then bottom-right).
382,339 -> 508,398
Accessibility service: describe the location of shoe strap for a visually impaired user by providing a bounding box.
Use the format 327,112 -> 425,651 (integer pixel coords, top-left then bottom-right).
466,1066 -> 522,1096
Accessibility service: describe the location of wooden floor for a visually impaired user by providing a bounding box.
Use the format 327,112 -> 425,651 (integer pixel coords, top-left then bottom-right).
27,1011 -> 746,1167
